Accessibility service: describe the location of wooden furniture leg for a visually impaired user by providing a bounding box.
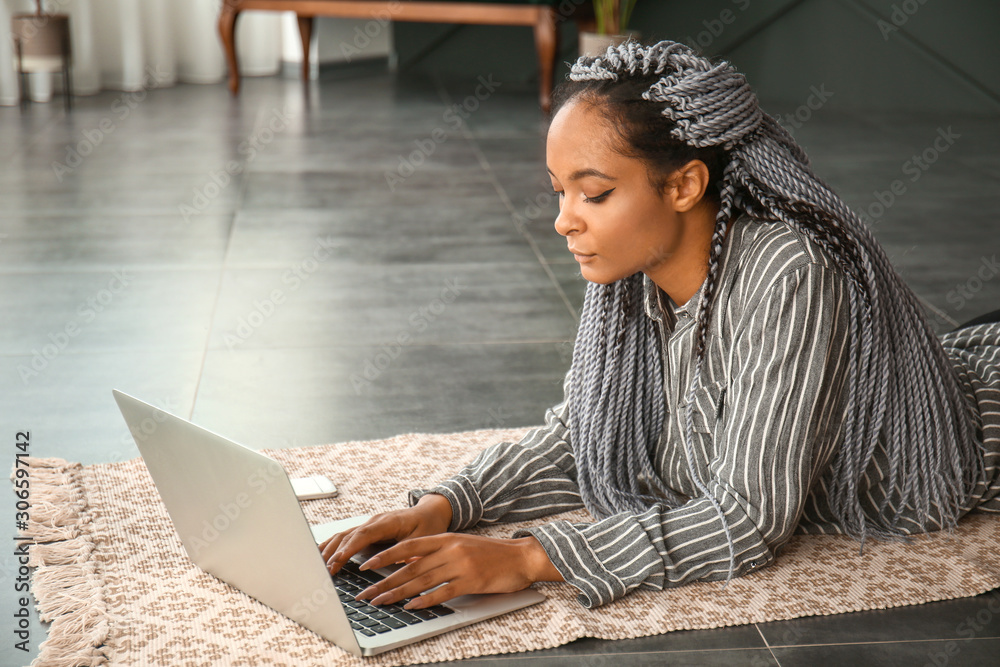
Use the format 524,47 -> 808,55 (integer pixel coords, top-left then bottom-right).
15,39 -> 26,110
297,15 -> 315,81
533,8 -> 557,113
219,0 -> 241,95
62,27 -> 72,111
62,63 -> 71,111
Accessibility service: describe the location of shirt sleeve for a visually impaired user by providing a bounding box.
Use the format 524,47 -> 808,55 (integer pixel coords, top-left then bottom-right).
513,262 -> 852,607
408,372 -> 585,532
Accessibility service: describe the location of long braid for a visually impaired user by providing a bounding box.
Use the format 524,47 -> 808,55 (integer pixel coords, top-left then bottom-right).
679,157 -> 741,582
564,39 -> 986,580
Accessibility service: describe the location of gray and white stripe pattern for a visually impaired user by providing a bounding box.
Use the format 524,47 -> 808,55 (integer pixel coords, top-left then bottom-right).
558,40 -> 985,583
410,213 -> 1000,608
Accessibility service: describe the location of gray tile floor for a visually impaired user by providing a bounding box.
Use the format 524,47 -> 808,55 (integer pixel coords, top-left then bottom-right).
2,66 -> 999,666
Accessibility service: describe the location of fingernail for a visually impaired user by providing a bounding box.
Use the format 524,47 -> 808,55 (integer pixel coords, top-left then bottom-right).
371,593 -> 390,606
357,586 -> 375,600
332,551 -> 343,562
359,558 -> 375,571
403,600 -> 419,610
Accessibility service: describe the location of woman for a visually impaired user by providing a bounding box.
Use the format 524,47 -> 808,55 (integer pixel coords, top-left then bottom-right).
320,40 -> 1000,610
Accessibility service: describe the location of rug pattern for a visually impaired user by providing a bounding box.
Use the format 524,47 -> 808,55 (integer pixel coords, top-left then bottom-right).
20,427 -> 1000,666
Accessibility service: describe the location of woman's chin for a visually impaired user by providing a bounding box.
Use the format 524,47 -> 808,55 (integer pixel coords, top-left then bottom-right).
578,265 -> 624,285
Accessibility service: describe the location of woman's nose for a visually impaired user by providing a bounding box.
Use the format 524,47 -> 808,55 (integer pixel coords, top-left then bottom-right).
553,198 -> 580,238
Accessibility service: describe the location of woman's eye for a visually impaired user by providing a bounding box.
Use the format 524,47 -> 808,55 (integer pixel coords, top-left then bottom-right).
584,187 -> 615,203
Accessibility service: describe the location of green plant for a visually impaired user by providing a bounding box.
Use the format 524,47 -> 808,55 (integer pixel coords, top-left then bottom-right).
594,0 -> 638,35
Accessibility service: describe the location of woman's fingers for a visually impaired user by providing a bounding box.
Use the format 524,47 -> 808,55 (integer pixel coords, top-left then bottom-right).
352,534 -> 543,608
355,550 -> 451,606
403,582 -> 460,610
358,534 -> 440,572
318,496 -> 454,575
320,530 -> 357,574
322,512 -> 417,573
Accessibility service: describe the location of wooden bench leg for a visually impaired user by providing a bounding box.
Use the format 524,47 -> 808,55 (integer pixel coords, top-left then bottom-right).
219,0 -> 240,95
534,8 -> 557,113
297,15 -> 315,81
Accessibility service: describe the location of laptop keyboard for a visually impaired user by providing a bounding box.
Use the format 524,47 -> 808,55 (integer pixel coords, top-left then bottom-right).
332,559 -> 455,637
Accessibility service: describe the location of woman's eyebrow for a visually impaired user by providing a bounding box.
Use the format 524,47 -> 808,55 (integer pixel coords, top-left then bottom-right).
546,167 -> 617,181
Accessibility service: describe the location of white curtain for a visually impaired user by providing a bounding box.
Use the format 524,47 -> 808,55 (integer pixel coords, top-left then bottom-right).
1,0 -> 284,105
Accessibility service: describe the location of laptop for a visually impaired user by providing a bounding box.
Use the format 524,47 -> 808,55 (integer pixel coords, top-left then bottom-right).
112,389 -> 546,657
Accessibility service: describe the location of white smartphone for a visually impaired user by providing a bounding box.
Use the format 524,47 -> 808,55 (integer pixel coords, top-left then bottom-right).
290,475 -> 339,500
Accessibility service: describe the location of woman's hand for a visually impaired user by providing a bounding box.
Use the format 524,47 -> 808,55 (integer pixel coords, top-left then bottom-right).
319,493 -> 453,575
352,533 -> 564,610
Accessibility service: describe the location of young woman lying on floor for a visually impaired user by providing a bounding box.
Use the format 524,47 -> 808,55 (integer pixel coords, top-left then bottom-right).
319,39 -> 1000,610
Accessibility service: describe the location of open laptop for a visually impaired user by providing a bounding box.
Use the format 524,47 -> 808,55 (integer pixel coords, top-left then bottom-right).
112,389 -> 546,657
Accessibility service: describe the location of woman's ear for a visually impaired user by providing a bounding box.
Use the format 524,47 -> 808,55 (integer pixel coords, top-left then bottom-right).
663,160 -> 711,213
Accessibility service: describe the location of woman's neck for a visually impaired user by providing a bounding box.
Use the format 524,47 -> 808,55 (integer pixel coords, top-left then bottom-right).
646,203 -> 731,306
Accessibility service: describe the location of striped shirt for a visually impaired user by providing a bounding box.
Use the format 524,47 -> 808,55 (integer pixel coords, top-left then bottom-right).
410,213 -> 1000,608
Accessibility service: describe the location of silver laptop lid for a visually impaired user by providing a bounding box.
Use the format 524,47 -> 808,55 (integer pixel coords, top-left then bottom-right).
112,389 -> 361,656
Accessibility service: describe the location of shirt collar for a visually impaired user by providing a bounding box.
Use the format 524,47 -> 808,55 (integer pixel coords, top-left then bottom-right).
641,212 -> 750,325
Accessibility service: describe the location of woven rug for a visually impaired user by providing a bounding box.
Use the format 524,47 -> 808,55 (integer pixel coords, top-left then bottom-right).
20,427 -> 1000,667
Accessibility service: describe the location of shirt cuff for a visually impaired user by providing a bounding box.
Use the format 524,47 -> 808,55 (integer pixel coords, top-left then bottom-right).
513,519 -> 657,608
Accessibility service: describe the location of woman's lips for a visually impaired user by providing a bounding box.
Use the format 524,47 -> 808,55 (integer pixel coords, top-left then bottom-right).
573,253 -> 596,263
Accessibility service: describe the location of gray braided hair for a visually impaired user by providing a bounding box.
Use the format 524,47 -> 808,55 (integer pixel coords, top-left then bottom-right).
562,39 -> 985,582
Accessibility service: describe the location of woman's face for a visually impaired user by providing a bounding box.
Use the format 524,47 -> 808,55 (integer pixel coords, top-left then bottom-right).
546,97 -> 712,288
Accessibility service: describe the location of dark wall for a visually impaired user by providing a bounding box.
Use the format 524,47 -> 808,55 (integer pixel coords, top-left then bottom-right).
393,0 -> 1000,113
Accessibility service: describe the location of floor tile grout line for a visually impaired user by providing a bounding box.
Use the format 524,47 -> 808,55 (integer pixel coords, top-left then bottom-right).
187,176 -> 249,422
753,623 -> 783,666
187,102 -> 275,420
763,636 -> 1000,650
442,644 -> 791,664
0,338 -> 579,359
187,233 -> 234,421
430,77 -> 580,322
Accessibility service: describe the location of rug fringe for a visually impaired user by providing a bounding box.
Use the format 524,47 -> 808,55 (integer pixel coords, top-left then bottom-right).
16,457 -> 111,667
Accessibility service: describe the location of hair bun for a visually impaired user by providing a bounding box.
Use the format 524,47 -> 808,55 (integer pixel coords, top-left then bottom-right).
644,58 -> 763,150
570,39 -> 763,150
